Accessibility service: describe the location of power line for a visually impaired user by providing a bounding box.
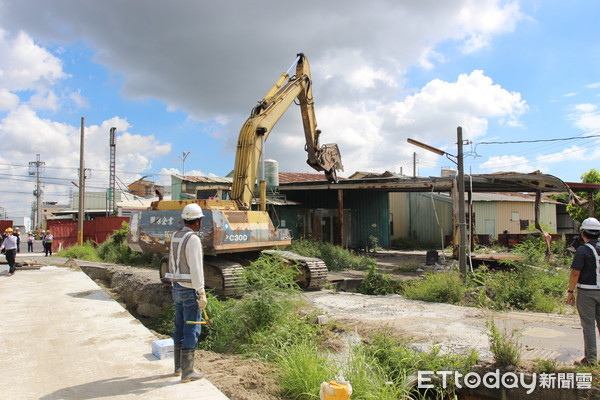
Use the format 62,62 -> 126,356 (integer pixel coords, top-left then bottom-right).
476,133 -> 600,146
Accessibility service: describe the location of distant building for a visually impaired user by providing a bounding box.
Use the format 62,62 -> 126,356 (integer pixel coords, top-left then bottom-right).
171,175 -> 233,200
128,178 -> 167,198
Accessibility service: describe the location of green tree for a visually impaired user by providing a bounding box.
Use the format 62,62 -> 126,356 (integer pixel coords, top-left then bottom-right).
566,169 -> 600,223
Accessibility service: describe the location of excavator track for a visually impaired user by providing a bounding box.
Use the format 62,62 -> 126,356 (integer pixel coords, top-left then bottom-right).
159,256 -> 245,298
204,257 -> 245,298
159,250 -> 327,297
262,250 -> 329,290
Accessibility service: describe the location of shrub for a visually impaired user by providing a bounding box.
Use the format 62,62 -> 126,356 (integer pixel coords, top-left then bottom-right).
473,265 -> 569,312
402,271 -> 466,304
287,239 -> 376,270
96,222 -> 155,266
359,267 -> 396,295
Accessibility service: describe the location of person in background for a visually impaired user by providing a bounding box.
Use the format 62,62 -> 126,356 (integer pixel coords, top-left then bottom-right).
567,217 -> 600,366
43,229 -> 54,256
13,227 -> 20,253
27,232 -> 34,252
1,228 -> 18,276
165,203 -> 207,383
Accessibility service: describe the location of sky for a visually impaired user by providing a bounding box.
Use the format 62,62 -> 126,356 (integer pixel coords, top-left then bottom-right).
0,0 -> 599,220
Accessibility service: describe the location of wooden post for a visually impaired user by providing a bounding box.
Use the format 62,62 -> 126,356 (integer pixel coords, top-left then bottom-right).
78,117 -> 85,246
338,189 -> 344,247
535,190 -> 551,259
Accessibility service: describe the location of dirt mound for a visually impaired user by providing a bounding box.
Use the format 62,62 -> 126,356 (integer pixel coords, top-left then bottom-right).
196,350 -> 281,400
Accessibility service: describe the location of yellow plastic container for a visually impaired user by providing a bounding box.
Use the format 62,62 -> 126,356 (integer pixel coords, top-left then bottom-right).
319,381 -> 352,400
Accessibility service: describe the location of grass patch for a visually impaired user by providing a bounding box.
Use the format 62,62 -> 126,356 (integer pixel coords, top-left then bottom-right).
275,340 -> 335,400
286,239 -> 376,270
56,241 -> 100,261
402,270 -> 466,304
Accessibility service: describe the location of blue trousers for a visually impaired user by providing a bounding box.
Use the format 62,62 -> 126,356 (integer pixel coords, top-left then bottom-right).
172,284 -> 202,350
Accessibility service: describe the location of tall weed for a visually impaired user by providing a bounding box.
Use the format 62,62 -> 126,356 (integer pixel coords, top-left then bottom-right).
486,319 -> 522,367
287,239 -> 376,270
402,271 -> 466,304
275,340 -> 335,400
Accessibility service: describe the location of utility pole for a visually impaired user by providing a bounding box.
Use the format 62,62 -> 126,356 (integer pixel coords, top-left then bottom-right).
456,127 -> 467,278
179,151 -> 191,175
412,152 -> 417,177
78,117 -> 85,246
407,127 -> 469,279
109,127 -> 117,216
28,154 -> 45,233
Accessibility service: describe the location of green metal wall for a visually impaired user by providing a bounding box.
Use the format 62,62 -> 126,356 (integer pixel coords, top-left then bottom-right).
281,189 -> 390,249
347,190 -> 390,249
272,206 -> 298,239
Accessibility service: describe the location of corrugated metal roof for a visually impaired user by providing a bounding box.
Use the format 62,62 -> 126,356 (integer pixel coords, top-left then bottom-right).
179,175 -> 232,184
278,172 -> 331,183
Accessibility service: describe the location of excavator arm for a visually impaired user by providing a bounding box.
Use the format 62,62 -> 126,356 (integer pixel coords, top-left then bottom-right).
231,53 -> 343,209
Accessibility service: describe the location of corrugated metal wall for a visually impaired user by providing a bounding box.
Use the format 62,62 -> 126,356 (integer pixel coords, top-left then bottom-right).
347,191 -> 390,249
47,217 -> 128,249
73,191 -> 123,210
473,201 -> 557,238
408,192 -> 452,247
390,193 -> 410,238
472,202 -> 497,236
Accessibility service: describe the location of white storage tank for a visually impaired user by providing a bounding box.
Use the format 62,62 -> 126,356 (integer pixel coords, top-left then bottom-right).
258,159 -> 279,193
441,167 -> 457,178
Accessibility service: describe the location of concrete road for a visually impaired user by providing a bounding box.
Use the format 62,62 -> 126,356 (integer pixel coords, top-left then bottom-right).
305,291 -> 587,364
0,263 -> 229,400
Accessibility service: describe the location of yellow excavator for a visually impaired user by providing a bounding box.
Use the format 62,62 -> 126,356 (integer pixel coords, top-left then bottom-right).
128,53 -> 343,297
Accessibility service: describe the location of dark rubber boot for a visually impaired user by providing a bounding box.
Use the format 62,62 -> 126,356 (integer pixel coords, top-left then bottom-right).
181,349 -> 205,383
173,344 -> 182,376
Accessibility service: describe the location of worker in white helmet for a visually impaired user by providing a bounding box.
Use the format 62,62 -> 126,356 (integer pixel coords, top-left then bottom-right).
165,203 -> 207,382
567,217 -> 600,366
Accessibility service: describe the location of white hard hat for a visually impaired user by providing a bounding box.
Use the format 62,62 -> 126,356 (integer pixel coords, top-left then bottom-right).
581,217 -> 600,231
182,203 -> 204,220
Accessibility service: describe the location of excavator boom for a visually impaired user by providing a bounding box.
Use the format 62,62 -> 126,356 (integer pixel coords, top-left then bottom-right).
231,53 -> 343,209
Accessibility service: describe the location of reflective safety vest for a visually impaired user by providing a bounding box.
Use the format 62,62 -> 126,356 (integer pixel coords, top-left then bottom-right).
164,229 -> 195,283
577,243 -> 600,290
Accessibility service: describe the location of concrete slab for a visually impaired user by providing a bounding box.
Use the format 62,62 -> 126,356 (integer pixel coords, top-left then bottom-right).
0,265 -> 229,400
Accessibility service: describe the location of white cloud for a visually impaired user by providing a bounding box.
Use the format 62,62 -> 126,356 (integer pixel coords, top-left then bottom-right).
569,103 -> 600,132
29,90 -> 59,110
0,108 -> 172,215
479,155 -> 538,173
0,89 -> 19,110
586,82 -> 600,89
69,89 -> 89,109
457,1 -> 523,53
0,30 -> 66,105
536,145 -> 587,164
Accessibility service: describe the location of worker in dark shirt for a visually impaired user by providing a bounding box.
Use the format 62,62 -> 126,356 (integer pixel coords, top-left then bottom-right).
567,217 -> 600,366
